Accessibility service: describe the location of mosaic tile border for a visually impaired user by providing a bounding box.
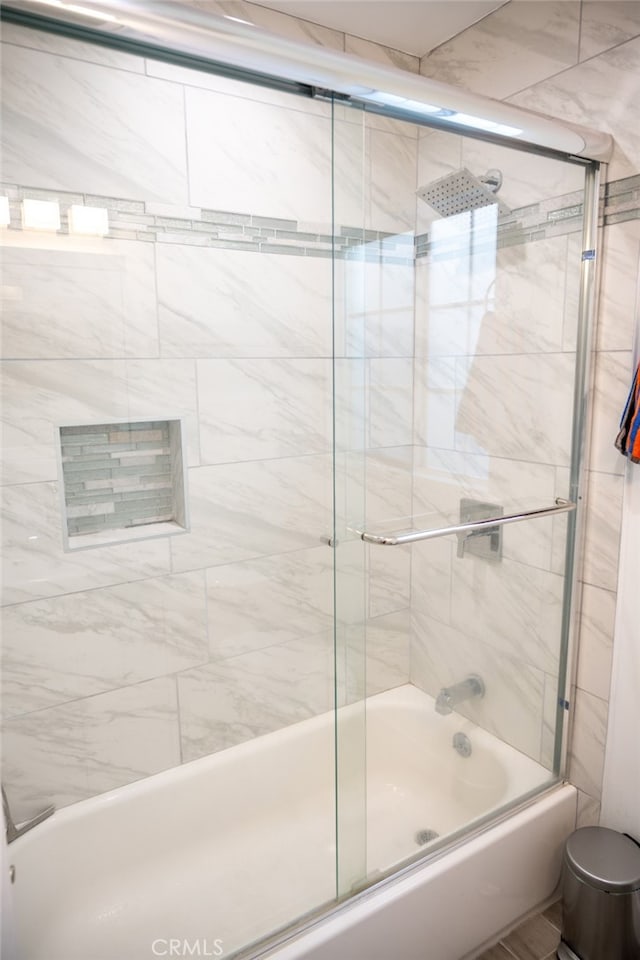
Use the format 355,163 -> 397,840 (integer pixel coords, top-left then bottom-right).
60,421 -> 175,538
1,173 -> 638,265
0,182 -> 413,265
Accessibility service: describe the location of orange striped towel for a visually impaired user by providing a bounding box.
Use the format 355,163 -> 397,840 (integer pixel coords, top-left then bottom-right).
615,361 -> 640,464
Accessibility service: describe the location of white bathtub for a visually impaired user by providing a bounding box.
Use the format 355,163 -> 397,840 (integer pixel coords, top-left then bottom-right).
6,684 -> 576,960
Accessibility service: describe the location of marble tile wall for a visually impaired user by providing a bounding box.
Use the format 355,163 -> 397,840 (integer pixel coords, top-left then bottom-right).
409,124 -> 589,763
419,0 -> 640,821
410,235 -> 576,763
0,20 -> 417,818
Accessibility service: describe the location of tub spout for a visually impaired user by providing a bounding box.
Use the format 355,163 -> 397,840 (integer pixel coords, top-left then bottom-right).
435,675 -> 485,715
2,784 -> 55,844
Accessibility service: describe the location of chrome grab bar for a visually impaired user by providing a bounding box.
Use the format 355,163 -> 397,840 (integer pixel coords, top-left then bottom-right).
361,498 -> 576,546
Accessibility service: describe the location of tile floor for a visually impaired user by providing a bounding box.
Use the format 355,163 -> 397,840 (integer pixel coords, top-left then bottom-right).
475,901 -> 562,960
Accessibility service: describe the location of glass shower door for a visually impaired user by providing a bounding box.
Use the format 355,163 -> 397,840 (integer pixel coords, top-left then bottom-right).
1,27 -> 346,957
332,112 -> 591,888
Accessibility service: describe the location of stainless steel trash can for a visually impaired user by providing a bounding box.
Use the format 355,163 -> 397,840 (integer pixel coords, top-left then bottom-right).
557,826 -> 640,960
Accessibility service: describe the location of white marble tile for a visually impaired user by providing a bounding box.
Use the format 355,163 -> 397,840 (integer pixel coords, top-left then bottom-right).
1,482 -> 171,606
368,544 -> 411,619
419,1 -> 580,99
2,675 -> 179,815
339,447 -> 413,529
549,466 -> 572,577
413,358 -> 457,451
197,359 -> 331,464
2,44 -> 188,202
456,353 -> 576,466
335,103 -> 419,142
416,202 -> 568,368
462,137 -> 584,214
146,56 -> 328,114
411,610 -> 546,761
597,220 -> 640,351
550,508 -> 570,579
1,700 -> 92,818
363,610 -> 411,696
412,447 -> 489,525
82,677 -> 180,796
477,457 -> 559,553
568,688 -> 609,798
509,36 -> 640,180
367,127 -> 417,233
170,456 -> 332,572
410,538 -> 452,626
450,553 -> 565,676
1,572 -> 208,719
414,258 -> 482,363
415,129 -> 464,235
582,471 -> 624,591
576,789 -> 601,828
156,245 -> 332,358
562,233 -> 584,353
368,358 -> 413,448
0,359 -> 126,485
344,34 -> 419,73
334,358 -> 367,454
414,206 -> 499,359
589,351 -> 634,476
576,583 -> 616,701
177,631 -> 333,760
542,670 -> 564,771
334,538 -> 367,634
342,610 -> 410,704
0,240 -> 158,360
335,258 -> 415,359
0,356 -> 198,485
488,237 -> 568,355
206,546 -> 333,658
125,359 -> 200,466
334,449 -> 367,539
412,448 -> 558,571
579,1 -> 640,61
185,86 -> 332,221
1,22 -> 146,72
191,0 -> 345,50
333,114 -> 367,230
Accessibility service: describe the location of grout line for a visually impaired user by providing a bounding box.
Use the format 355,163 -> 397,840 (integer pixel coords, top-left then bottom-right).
418,0 -> 510,62
577,0 -> 584,65
174,674 -> 184,765
498,944 -> 520,960
506,29 -> 640,103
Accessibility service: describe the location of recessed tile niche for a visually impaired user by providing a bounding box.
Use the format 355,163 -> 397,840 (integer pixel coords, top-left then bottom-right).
58,419 -> 188,550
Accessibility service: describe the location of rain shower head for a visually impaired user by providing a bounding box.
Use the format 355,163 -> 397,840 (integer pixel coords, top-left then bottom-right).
417,167 -> 511,218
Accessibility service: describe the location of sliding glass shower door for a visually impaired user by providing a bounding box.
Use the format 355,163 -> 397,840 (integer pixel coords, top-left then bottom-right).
332,111 -> 591,890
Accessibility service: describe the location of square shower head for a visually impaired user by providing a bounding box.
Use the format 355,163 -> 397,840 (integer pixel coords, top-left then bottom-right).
417,167 -> 511,218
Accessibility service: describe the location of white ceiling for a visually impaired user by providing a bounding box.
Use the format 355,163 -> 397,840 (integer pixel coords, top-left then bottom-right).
249,0 -> 508,58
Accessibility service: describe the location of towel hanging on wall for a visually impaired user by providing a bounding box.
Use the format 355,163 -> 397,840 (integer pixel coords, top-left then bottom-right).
615,361 -> 640,463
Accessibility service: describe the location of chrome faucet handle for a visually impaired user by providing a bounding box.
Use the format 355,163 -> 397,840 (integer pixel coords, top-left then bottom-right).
456,528 -> 483,558
2,785 -> 55,844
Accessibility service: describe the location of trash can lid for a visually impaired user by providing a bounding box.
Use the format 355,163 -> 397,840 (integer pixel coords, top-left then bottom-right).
565,827 -> 640,893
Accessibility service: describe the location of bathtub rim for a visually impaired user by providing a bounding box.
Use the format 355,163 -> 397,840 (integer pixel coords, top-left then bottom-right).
232,777 -> 571,960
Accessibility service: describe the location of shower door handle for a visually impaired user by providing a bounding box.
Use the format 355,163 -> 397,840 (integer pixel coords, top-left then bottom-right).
360,498 -> 576,546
